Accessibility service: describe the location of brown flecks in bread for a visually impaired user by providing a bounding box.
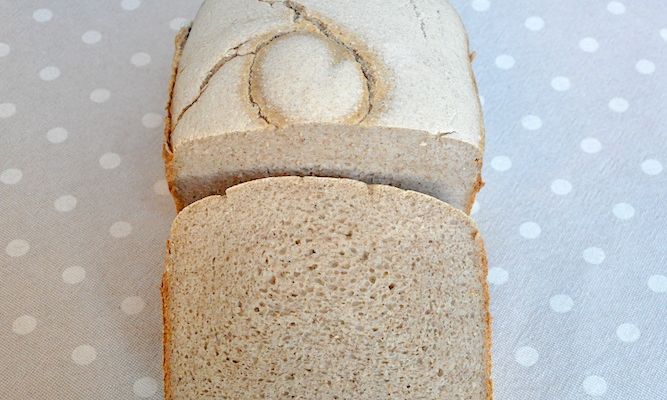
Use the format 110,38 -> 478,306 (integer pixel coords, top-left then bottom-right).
170,124 -> 482,213
163,177 -> 491,399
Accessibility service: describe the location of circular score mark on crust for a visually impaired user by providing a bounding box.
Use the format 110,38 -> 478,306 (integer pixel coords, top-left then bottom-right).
249,30 -> 369,127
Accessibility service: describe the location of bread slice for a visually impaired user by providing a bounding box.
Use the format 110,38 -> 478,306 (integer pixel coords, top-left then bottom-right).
163,0 -> 484,212
162,177 -> 491,399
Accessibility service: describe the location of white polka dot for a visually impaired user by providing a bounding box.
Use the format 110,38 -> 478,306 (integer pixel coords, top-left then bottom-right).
514,346 -> 539,367
583,375 -> 607,396
46,127 -> 68,143
470,200 -> 480,215
580,137 -> 602,154
641,159 -> 663,175
99,152 -> 121,169
583,247 -> 605,265
39,66 -> 61,82
608,97 -> 629,113
521,115 -> 542,130
471,0 -> 490,12
130,52 -> 151,67
1,168 -> 23,184
121,0 -> 141,11
170,17 -> 190,31
33,8 -> 53,22
550,179 -> 572,195
495,54 -> 515,69
661,28 -> 667,42
0,43 -> 10,57
133,377 -> 158,398
524,16 -> 544,31
12,315 -> 37,335
550,76 -> 571,91
153,179 -> 170,196
487,267 -> 508,285
121,296 -> 146,315
612,203 -> 635,220
6,239 -> 29,257
519,222 -> 541,239
648,275 -> 667,293
71,344 -> 97,365
110,221 -> 132,238
579,37 -> 599,52
62,266 -> 86,284
90,88 -> 111,103
549,294 -> 573,313
142,113 -> 162,129
0,102 -> 16,118
635,59 -> 655,75
616,323 -> 640,342
81,30 -> 102,44
491,156 -> 512,171
607,1 -> 626,14
54,195 -> 77,212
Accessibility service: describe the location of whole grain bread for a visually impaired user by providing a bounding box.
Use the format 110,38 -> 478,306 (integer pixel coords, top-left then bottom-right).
162,176 -> 491,399
163,0 -> 484,212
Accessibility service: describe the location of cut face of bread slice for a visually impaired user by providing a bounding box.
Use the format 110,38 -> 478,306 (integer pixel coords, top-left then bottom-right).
163,177 -> 491,399
163,0 -> 484,212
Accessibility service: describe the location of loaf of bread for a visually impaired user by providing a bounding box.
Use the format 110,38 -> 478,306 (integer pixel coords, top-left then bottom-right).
163,0 -> 484,212
162,176 -> 491,399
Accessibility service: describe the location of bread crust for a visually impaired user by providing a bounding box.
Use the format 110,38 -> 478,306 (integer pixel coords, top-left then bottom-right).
474,230 -> 493,400
161,241 -> 173,400
163,26 -> 191,212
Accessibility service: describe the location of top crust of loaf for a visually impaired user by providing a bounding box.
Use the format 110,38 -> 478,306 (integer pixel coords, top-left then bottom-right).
170,0 -> 483,148
164,176 -> 491,399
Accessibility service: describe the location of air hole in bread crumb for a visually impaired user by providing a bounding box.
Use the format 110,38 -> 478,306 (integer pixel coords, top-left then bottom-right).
388,283 -> 395,290
369,276 -> 376,284
269,276 -> 276,284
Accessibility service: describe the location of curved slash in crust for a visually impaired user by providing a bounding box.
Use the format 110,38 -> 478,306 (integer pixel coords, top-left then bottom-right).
284,0 -> 377,124
173,0 -> 385,130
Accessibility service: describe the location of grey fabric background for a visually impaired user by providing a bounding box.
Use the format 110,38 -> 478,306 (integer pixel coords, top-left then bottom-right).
1,0 -> 665,399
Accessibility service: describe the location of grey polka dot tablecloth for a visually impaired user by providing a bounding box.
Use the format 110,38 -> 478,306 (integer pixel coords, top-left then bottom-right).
1,1 -> 666,399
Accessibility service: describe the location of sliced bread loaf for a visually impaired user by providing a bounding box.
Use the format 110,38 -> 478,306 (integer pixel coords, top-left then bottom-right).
163,0 -> 484,212
162,176 -> 491,399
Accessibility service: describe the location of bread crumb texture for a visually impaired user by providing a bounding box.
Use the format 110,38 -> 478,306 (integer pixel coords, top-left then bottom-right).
165,177 -> 490,399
